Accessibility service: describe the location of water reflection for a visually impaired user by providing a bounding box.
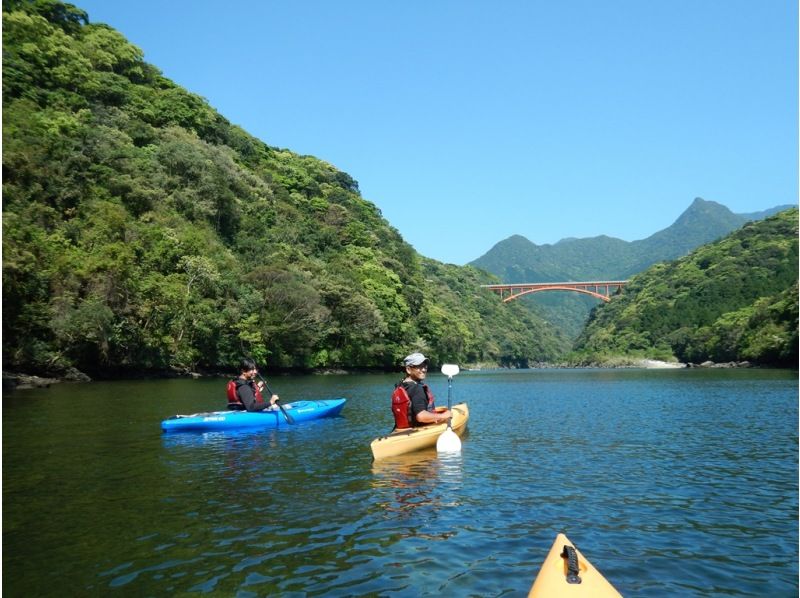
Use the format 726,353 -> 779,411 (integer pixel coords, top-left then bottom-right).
159,427 -> 289,517
160,427 -> 279,450
371,450 -> 464,523
436,452 -> 464,477
4,369 -> 796,597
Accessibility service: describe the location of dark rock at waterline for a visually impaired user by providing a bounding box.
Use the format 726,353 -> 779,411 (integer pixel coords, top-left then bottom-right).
687,361 -> 752,368
3,373 -> 61,390
3,367 -> 92,391
63,367 -> 93,382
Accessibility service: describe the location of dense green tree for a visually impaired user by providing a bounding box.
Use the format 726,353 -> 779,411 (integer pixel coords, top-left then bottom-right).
7,0 -> 790,376
573,209 -> 798,366
2,0 -> 569,376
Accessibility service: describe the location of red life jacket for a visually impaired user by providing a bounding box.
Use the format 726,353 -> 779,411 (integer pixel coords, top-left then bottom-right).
227,379 -> 264,409
391,382 -> 435,429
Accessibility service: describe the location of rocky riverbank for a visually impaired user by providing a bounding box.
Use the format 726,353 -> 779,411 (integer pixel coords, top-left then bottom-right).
686,360 -> 754,368
3,368 -> 91,391
2,358 -> 763,391
518,358 -> 757,369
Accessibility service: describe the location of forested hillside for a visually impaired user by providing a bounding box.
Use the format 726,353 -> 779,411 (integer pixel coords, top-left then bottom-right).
2,0 -> 569,377
470,198 -> 792,338
572,208 -> 798,366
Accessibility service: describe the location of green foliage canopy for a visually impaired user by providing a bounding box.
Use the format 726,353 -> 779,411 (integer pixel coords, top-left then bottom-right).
573,209 -> 798,366
2,1 -> 568,375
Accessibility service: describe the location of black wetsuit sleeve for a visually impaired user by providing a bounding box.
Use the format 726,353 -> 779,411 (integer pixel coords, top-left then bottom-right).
237,381 -> 269,412
405,383 -> 430,423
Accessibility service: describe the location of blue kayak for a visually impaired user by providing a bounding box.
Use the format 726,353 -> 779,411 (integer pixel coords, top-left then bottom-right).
161,398 -> 347,432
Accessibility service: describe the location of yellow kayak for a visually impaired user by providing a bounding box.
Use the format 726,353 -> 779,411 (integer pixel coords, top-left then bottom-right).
529,533 -> 622,597
370,403 -> 469,460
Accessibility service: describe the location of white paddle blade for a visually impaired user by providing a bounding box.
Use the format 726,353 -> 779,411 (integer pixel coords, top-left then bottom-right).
441,363 -> 460,377
436,427 -> 462,453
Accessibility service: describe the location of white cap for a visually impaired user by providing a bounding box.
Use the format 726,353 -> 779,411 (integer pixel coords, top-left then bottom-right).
402,352 -> 428,367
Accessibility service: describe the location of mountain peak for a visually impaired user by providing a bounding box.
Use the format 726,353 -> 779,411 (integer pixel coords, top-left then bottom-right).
684,197 -> 733,215
671,198 -> 739,230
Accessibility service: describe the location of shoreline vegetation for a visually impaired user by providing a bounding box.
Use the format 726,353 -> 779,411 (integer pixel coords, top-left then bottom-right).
3,4 -> 795,379
1,358 -> 775,391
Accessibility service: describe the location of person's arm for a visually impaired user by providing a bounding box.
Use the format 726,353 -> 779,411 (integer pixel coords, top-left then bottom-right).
415,408 -> 451,424
408,385 -> 450,424
256,380 -> 279,406
238,383 -> 269,412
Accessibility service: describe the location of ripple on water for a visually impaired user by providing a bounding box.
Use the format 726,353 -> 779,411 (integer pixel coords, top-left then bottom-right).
3,370 -> 797,596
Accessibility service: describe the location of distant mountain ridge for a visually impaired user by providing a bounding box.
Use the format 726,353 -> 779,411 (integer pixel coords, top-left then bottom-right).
470,198 -> 794,282
469,198 -> 794,340
573,207 -> 798,366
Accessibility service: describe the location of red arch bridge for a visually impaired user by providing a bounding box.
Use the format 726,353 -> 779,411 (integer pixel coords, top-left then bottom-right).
482,281 -> 628,303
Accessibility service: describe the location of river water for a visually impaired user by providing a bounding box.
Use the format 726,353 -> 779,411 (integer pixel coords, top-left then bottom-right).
3,368 -> 797,596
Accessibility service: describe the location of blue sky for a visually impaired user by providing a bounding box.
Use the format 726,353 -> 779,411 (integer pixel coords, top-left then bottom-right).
76,1 -> 798,265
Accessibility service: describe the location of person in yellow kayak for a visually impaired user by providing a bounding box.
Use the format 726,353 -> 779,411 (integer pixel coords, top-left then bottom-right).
226,358 -> 280,412
391,352 -> 451,429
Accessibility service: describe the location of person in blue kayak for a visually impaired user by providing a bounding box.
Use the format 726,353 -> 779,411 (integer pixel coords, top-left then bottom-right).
391,352 -> 451,429
227,358 -> 281,412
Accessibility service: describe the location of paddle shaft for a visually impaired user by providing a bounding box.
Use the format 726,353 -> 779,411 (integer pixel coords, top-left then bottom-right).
256,372 -> 294,424
446,376 -> 453,428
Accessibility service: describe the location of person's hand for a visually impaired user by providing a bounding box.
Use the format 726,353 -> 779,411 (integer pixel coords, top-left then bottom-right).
257,381 -> 265,391
270,394 -> 280,405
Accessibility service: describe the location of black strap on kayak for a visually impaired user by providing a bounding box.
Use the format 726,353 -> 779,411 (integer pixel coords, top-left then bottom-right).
561,545 -> 582,584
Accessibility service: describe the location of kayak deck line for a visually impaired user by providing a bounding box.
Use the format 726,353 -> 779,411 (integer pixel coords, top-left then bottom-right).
168,399 -> 345,419
528,533 -> 622,597
161,398 -> 346,432
170,405 -> 292,420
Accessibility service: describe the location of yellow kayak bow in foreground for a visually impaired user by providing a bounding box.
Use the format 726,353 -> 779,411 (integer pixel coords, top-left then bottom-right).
529,533 -> 622,597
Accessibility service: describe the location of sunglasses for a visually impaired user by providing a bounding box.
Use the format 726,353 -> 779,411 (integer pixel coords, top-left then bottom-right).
411,363 -> 428,370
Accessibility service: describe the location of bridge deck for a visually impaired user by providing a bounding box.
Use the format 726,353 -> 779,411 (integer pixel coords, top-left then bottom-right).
481,281 -> 628,303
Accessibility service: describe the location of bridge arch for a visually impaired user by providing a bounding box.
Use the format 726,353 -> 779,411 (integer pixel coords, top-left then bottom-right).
481,281 -> 628,304
508,286 -> 613,303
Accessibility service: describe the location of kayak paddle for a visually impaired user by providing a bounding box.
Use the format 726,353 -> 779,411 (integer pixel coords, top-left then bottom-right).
436,363 -> 462,453
256,372 -> 295,424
